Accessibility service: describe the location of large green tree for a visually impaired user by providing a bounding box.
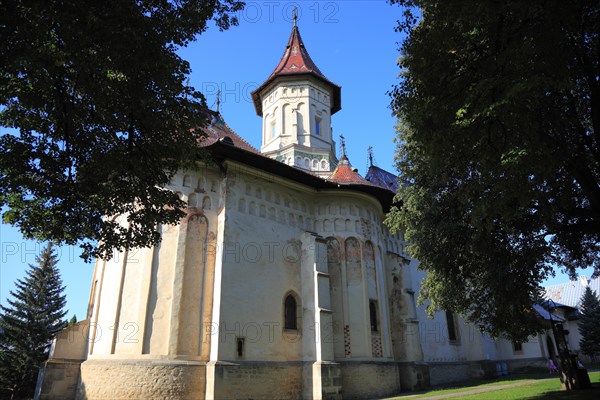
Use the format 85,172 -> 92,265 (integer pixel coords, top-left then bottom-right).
0,244 -> 67,399
578,286 -> 600,357
0,0 -> 243,261
386,0 -> 600,340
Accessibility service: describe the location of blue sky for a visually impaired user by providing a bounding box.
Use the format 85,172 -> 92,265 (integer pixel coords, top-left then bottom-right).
0,1 -> 592,320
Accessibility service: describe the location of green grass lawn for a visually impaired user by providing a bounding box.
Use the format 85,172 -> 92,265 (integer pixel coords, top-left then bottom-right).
462,372 -> 600,399
392,372 -> 600,399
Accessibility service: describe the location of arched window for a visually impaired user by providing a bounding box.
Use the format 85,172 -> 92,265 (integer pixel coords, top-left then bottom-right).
315,115 -> 321,136
446,310 -> 459,342
370,300 -> 378,332
238,198 -> 246,213
284,295 -> 298,330
202,196 -> 211,210
188,193 -> 197,208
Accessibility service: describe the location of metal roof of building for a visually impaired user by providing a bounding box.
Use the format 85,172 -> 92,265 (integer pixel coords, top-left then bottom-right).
544,276 -> 600,309
365,165 -> 400,193
533,304 -> 566,322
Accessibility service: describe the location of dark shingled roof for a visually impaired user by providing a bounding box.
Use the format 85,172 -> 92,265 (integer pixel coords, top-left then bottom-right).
365,165 -> 400,193
199,111 -> 260,154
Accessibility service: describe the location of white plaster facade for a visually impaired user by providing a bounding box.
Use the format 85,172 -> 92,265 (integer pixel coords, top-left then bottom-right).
259,78 -> 337,175
36,23 -> 567,400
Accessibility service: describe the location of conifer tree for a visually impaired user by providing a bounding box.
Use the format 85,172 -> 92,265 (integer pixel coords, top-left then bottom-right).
579,286 -> 600,357
0,244 -> 67,399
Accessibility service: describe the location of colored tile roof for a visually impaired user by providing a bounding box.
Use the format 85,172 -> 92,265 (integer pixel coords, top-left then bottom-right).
251,25 -> 341,116
199,111 -> 260,154
328,154 -> 378,187
544,276 -> 600,310
199,112 -> 396,209
269,26 -> 327,79
365,165 -> 400,193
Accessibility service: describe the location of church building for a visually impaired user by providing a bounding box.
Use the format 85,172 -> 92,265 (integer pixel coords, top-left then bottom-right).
38,22 -> 555,400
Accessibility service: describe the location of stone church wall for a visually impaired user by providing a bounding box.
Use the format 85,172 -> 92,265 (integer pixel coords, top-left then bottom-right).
76,360 -> 206,400
427,361 -> 482,386
212,362 -> 303,400
218,169 -> 307,361
76,167 -> 223,399
338,362 -> 399,399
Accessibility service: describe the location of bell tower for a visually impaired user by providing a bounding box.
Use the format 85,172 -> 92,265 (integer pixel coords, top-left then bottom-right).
251,16 -> 341,176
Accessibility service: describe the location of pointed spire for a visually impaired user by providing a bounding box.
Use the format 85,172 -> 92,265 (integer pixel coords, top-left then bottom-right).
251,21 -> 341,116
328,139 -> 374,185
268,23 -> 326,78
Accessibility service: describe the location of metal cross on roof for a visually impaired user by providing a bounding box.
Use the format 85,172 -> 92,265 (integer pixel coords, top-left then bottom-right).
340,134 -> 346,156
216,89 -> 221,113
292,6 -> 298,27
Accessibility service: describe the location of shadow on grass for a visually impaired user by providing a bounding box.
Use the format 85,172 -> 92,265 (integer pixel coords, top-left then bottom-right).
390,374 -> 549,399
424,372 -> 553,390
521,384 -> 600,400
488,372 -> 555,381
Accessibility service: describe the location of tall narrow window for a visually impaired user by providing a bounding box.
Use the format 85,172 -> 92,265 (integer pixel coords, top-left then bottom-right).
369,300 -> 378,332
284,295 -> 297,330
236,337 -> 245,358
446,310 -> 458,342
315,116 -> 321,136
270,121 -> 276,139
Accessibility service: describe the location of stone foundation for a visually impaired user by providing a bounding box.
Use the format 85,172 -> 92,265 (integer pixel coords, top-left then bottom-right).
397,361 -> 430,392
52,358 -> 547,399
428,358 -> 547,386
212,362 -> 302,400
479,357 -> 546,377
320,363 -> 343,399
339,362 -> 400,400
428,361 -> 486,386
36,359 -> 83,400
76,359 -> 206,400
505,357 -> 546,374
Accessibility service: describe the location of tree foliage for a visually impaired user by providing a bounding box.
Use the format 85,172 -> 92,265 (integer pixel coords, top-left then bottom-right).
386,0 -> 600,340
578,286 -> 600,356
0,244 -> 67,398
0,0 -> 244,261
